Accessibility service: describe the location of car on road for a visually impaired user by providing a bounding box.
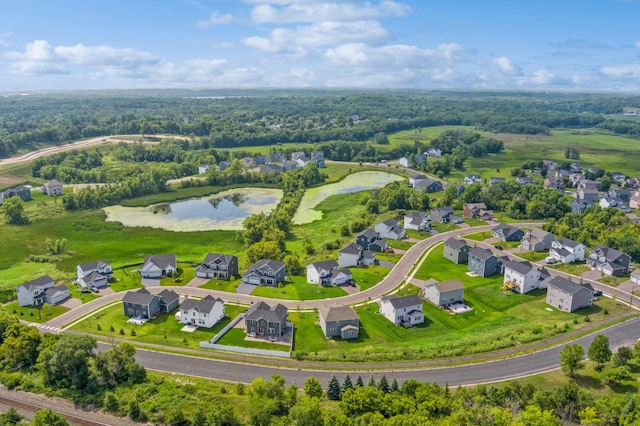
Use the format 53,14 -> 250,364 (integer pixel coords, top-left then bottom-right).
495,245 -> 503,251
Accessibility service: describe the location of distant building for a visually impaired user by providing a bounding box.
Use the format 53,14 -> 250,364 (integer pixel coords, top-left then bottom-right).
42,180 -> 64,196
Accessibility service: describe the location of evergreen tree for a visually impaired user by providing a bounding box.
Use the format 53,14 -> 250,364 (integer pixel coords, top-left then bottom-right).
378,375 -> 390,393
356,376 -> 364,387
326,375 -> 341,401
342,375 -> 354,393
391,378 -> 399,393
367,375 -> 376,387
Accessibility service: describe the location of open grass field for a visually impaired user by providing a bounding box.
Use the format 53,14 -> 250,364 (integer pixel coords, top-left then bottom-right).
70,302 -> 246,349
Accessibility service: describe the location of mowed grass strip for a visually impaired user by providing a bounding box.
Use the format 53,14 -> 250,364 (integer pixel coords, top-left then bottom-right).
251,276 -> 348,300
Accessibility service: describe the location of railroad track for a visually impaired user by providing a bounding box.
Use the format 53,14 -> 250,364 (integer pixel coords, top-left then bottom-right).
0,394 -> 112,426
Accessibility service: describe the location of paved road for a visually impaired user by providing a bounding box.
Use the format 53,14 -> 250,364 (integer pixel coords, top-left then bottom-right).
122,317 -> 640,386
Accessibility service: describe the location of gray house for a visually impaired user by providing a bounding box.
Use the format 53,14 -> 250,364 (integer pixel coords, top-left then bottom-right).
468,247 -> 499,277
355,229 -> 388,252
195,253 -> 239,280
443,238 -> 470,264
122,288 -> 161,319
586,246 -> 631,277
422,279 -> 464,308
242,259 -> 286,286
245,301 -> 288,338
492,223 -> 524,242
520,228 -> 554,252
546,276 -> 594,313
158,289 -> 180,313
431,206 -> 461,223
319,305 -> 359,339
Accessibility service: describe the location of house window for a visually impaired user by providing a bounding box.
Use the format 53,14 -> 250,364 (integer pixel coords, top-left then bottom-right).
328,328 -> 336,334
559,298 -> 564,303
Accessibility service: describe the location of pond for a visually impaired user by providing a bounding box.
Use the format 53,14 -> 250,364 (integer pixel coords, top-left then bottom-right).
293,171 -> 404,224
104,188 -> 282,231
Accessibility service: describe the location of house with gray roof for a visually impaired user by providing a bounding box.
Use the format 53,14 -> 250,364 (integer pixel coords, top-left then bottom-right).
468,247 -> 499,277
245,301 -> 288,338
44,285 -> 70,305
140,254 -> 177,278
261,164 -> 284,174
490,177 -> 506,186
375,219 -> 406,240
310,151 -> 325,168
379,294 -> 424,326
42,179 -> 63,196
586,246 -> 630,277
355,229 -> 388,252
157,289 -> 180,313
549,237 -> 586,263
443,238 -> 470,264
503,260 -> 544,294
195,253 -> 238,280
492,223 -> 524,242
0,185 -> 31,205
404,211 -> 430,231
430,206 -> 461,224
242,259 -> 286,286
338,243 -> 375,268
520,228 -> 554,252
16,275 -> 55,307
122,288 -> 161,319
319,305 -> 359,339
415,178 -> 443,193
179,295 -> 225,328
546,276 -> 594,312
422,279 -> 464,308
76,259 -> 112,290
306,260 -> 352,286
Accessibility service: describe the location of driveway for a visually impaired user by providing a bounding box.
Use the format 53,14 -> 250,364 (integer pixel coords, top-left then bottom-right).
60,297 -> 82,309
581,270 -> 602,281
236,283 -> 257,295
378,260 -> 395,268
186,277 -> 209,288
141,277 -> 161,287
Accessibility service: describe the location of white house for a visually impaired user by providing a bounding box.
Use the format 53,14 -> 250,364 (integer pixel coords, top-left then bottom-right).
464,174 -> 482,185
549,237 -> 586,263
631,269 -> 640,285
409,174 -> 427,187
379,295 -> 424,326
375,219 -> 406,240
338,244 -> 375,268
398,157 -> 410,167
76,259 -> 112,290
426,148 -> 442,157
41,179 -> 64,196
503,260 -> 543,294
16,276 -> 55,307
198,164 -> 210,174
307,260 -> 353,286
179,295 -> 225,328
404,211 -> 430,231
44,285 -> 70,305
140,254 -> 177,278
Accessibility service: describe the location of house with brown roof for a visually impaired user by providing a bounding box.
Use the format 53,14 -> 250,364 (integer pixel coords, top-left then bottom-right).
319,305 -> 359,339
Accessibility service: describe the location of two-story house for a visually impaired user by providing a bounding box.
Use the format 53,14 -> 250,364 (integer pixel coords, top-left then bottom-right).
464,174 -> 482,185
415,178 -> 443,193
586,246 -> 631,276
76,259 -> 112,290
430,206 -> 462,224
549,237 -> 586,263
520,228 -> 555,252
338,244 -> 375,268
0,185 -> 31,205
242,259 -> 286,286
443,238 -> 470,264
468,247 -> 499,277
306,260 -> 352,286
41,179 -> 64,196
195,253 -> 239,280
492,224 -> 524,242
546,276 -> 594,313
404,211 -> 430,231
379,295 -> 424,326
503,260 -> 543,294
544,177 -> 565,191
463,203 -> 493,220
140,254 -> 177,278
422,279 -> 464,308
16,275 -> 56,307
245,301 -> 288,338
355,229 -> 388,252
319,305 -> 359,339
122,288 -> 180,319
375,219 -> 406,240
310,151 -> 325,168
180,295 -> 225,328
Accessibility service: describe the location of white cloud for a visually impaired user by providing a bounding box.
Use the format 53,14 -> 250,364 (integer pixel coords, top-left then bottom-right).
635,40 -> 640,49
245,20 -> 389,55
250,1 -> 411,23
5,40 -> 160,75
600,63 -> 640,78
197,11 -> 234,28
531,69 -> 555,85
324,42 -> 466,68
491,56 -> 521,75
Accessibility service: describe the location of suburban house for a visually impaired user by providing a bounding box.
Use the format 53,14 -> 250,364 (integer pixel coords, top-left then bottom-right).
375,219 -> 406,240
577,188 -> 599,204
140,254 -> 177,278
426,148 -> 442,157
283,160 -> 298,171
544,177 -> 565,191
261,164 -> 284,174
310,151 -> 325,168
355,229 -> 388,252
270,153 -> 286,164
245,301 -> 288,338
600,196 -> 630,213
398,157 -> 410,167
218,160 -> 231,171
415,178 -> 443,193
409,174 -> 427,187
570,162 -> 583,173
631,269 -> 640,285
609,188 -> 630,202
241,157 -> 255,168
586,246 -> 631,276
16,275 -> 56,307
404,211 -> 430,231
546,276 -> 594,313
443,238 -> 471,264
195,253 -> 239,280
463,203 -> 493,220
318,305 -> 359,339
157,289 -> 180,313
503,260 -> 545,294
338,243 -> 375,268
253,155 -> 267,165
198,164 -> 210,174
41,179 -> 64,196
517,176 -> 535,185
242,259 -> 286,286
612,172 -> 626,184
543,160 -> 558,171
306,260 -> 352,286
179,295 -> 225,328
430,206 -> 462,224
122,288 -> 162,319
520,228 -> 555,252
379,295 -> 424,326
549,237 -> 586,263
0,185 -> 31,205
464,174 -> 482,185
492,224 -> 524,242
490,177 -> 506,186
44,285 -> 70,305
422,279 -> 464,308
468,247 -> 499,277
76,259 -> 112,290
570,199 -> 593,215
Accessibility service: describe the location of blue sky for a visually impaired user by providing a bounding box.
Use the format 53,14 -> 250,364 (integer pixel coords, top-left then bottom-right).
0,0 -> 639,91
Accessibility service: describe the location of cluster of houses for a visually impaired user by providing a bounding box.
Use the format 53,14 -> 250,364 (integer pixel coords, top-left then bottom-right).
199,150 -> 326,176
0,179 -> 65,206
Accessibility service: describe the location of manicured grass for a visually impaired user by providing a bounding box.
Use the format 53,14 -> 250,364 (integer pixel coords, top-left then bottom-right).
200,278 -> 242,292
463,218 -> 488,227
109,269 -> 144,292
70,303 -> 246,349
65,283 -> 101,304
1,301 -> 69,324
405,229 -> 428,240
215,328 -> 290,352
351,265 -> 390,291
599,275 -> 630,287
250,276 -> 348,300
160,266 -> 195,287
386,239 -> 414,250
517,251 -> 549,262
493,240 -> 520,249
462,231 -> 492,242
548,261 -> 589,276
431,222 -> 459,233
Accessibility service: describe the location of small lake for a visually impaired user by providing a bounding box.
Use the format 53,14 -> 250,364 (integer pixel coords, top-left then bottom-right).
293,171 -> 404,224
104,188 -> 283,231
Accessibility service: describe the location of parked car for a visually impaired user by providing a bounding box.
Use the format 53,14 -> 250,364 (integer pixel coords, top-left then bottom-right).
495,245 -> 503,251
90,286 -> 99,293
545,257 -> 557,264
594,290 -> 603,296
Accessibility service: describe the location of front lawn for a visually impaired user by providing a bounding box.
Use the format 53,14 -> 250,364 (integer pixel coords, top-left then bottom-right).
109,269 -> 144,292
548,261 -> 589,276
1,301 -> 70,324
431,222 -> 459,233
405,229 -> 428,240
599,275 -> 630,287
351,265 -> 390,291
463,218 -> 489,227
462,231 -> 492,242
386,239 -> 414,250
518,251 -> 549,262
200,278 -> 242,292
215,328 -> 290,352
251,276 -> 348,300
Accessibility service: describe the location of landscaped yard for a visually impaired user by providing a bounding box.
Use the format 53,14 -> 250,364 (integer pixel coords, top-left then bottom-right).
1,301 -> 70,324
215,328 -> 290,352
462,231 -> 492,242
548,261 -> 590,276
517,251 -> 549,262
200,278 -> 242,292
70,303 -> 246,349
599,275 -> 631,287
386,239 -> 414,251
431,222 -> 459,233
351,265 -> 391,291
250,276 -> 348,300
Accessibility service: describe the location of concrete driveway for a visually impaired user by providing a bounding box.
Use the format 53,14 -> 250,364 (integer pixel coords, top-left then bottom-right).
186,277 -> 209,288
581,269 -> 602,281
236,283 -> 257,295
60,297 -> 82,309
141,278 -> 161,287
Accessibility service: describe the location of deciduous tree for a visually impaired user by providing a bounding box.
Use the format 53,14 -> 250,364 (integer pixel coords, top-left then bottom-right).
588,335 -> 612,370
560,344 -> 585,377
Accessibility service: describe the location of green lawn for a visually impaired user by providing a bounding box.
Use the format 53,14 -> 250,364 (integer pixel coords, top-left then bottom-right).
65,283 -> 101,304
405,229 -> 428,240
70,303 -> 246,349
462,231 -> 492,242
463,218 -> 489,227
431,222 -> 459,233
517,251 -> 549,262
548,261 -> 589,276
386,239 -> 414,251
250,276 -> 348,300
1,301 -> 69,324
599,275 -> 630,287
351,265 -> 390,291
200,278 -> 242,292
493,240 -> 521,249
215,328 -> 290,352
109,269 -> 144,292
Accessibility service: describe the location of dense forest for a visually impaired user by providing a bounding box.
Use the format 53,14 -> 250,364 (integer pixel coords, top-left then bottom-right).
2,90 -> 640,157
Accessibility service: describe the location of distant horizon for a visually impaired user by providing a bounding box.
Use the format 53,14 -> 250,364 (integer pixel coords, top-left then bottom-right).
1,1 -> 639,92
